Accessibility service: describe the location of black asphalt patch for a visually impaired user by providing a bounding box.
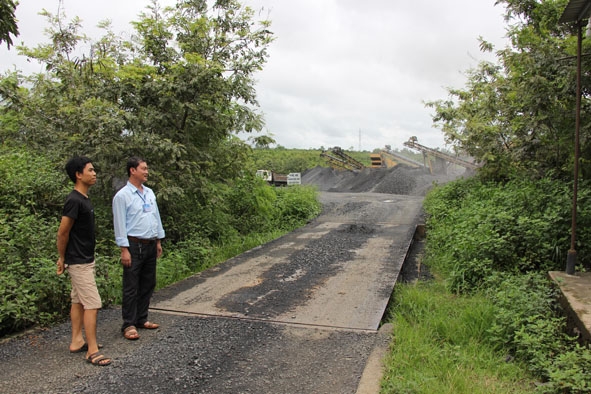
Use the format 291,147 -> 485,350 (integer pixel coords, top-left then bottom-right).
216,223 -> 377,317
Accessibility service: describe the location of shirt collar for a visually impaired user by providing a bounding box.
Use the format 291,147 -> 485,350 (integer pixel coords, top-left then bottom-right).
126,181 -> 139,193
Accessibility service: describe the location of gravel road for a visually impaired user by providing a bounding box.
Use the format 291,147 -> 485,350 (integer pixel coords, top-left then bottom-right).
0,165 -> 459,394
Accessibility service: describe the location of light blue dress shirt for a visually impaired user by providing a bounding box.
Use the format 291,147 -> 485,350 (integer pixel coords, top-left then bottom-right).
112,181 -> 165,247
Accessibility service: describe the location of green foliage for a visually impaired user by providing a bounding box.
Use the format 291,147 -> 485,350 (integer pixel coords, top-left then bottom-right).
0,146 -> 69,214
0,147 -> 118,334
421,175 -> 591,392
0,1 -> 274,248
482,271 -> 591,391
423,177 -> 578,292
484,273 -> 560,352
542,345 -> 591,393
272,185 -> 321,229
0,148 -> 64,334
426,0 -> 586,181
225,174 -> 277,235
251,148 -> 327,174
382,281 -> 535,394
0,0 -> 19,49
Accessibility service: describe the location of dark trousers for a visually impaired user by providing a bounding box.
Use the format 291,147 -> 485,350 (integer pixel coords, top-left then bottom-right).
122,241 -> 157,331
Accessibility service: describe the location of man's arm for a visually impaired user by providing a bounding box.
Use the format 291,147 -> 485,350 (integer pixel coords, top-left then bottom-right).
112,193 -> 129,247
112,192 -> 133,267
56,216 -> 75,275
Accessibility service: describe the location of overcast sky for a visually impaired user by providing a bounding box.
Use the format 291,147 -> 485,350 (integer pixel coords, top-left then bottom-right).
0,0 -> 509,151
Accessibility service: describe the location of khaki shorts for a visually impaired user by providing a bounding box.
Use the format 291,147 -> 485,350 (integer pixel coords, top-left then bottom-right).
67,262 -> 102,310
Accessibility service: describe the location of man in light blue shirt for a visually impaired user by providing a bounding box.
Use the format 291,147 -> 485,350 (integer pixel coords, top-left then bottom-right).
112,157 -> 165,340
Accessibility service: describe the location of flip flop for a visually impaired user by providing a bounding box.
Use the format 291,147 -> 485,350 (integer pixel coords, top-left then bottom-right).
70,343 -> 103,353
123,326 -> 140,340
86,352 -> 112,366
139,321 -> 159,329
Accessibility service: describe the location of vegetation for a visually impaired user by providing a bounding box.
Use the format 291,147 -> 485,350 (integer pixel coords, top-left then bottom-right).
0,0 -> 19,49
0,0 -> 324,337
383,177 -> 591,393
383,280 -> 535,393
427,0 -> 588,182
382,0 -> 591,392
249,145 -> 423,173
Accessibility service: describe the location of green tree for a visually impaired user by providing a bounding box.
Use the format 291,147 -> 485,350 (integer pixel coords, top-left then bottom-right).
0,0 -> 274,242
0,0 -> 19,49
426,0 -> 587,181
252,134 -> 276,149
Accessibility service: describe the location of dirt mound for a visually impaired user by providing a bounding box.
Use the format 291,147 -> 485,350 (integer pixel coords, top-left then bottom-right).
302,165 -> 465,196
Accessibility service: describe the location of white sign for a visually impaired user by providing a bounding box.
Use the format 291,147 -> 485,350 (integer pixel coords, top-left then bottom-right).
287,173 -> 301,185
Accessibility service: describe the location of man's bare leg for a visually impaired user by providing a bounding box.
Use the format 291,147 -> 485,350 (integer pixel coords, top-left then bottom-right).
83,309 -> 100,355
69,303 -> 85,351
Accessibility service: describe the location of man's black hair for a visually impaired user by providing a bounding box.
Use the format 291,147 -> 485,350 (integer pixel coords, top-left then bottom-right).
126,156 -> 146,177
65,156 -> 93,183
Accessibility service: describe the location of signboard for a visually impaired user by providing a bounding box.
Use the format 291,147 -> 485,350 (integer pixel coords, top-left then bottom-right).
287,173 -> 301,186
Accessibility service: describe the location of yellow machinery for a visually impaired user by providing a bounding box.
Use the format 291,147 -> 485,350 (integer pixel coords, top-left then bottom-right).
320,147 -> 365,171
369,150 -> 422,169
369,153 -> 382,168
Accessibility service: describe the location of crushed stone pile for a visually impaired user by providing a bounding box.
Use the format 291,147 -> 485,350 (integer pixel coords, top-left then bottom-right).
301,165 -> 467,196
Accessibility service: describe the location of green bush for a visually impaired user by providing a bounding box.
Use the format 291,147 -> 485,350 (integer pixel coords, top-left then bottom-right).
542,345 -> 591,393
0,149 -> 80,334
423,177 -> 576,292
0,147 -> 68,214
225,175 -> 277,235
272,185 -> 321,230
422,177 -> 591,392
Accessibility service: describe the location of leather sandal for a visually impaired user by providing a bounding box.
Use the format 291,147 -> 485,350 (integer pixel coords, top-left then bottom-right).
139,321 -> 159,329
123,325 -> 140,340
86,352 -> 112,366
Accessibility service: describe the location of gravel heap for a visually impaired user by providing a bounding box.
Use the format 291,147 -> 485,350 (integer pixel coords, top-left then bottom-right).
302,165 -> 467,196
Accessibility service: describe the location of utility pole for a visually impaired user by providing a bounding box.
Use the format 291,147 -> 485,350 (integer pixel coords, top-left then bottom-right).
358,129 -> 361,151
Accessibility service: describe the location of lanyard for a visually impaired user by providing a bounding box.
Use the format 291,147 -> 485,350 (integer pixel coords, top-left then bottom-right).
136,189 -> 147,204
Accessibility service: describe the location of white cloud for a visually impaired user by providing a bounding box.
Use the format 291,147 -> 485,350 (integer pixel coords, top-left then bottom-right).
1,0 -> 510,151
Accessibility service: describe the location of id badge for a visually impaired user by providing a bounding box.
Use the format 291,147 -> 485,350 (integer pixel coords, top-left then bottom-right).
143,203 -> 152,212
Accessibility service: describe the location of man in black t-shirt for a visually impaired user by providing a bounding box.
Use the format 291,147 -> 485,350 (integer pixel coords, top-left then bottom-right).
56,157 -> 111,366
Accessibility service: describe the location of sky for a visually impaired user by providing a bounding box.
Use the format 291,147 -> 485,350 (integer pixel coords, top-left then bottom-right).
0,0 -> 510,151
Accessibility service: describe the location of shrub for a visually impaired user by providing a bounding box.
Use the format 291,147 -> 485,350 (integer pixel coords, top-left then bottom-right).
423,177 -> 591,391
272,185 -> 321,230
483,272 -> 560,353
0,148 -> 68,331
423,177 -> 575,293
542,345 -> 591,393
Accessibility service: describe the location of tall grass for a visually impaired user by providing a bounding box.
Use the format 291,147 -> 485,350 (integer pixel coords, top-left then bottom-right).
381,176 -> 591,393
381,280 -> 536,394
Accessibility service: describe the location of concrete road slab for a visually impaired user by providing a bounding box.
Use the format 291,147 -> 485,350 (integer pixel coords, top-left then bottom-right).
151,192 -> 424,331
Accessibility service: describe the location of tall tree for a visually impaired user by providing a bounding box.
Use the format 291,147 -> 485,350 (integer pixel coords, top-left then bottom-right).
426,0 -> 589,181
0,0 -> 274,241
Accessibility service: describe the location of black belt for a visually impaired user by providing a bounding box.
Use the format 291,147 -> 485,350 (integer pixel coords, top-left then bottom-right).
128,236 -> 157,244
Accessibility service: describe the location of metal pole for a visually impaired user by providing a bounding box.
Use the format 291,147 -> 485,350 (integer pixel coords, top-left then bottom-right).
566,21 -> 582,275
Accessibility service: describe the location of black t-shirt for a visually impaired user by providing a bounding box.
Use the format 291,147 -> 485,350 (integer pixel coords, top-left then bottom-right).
62,190 -> 95,265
